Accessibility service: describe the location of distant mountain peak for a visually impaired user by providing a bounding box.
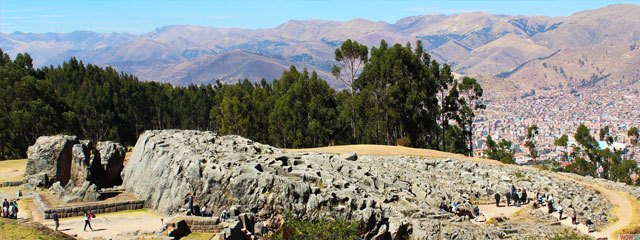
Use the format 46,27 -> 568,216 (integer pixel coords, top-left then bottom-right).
1,4 -> 638,93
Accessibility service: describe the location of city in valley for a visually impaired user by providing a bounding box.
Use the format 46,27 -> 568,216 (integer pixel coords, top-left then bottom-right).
476,86 -> 640,163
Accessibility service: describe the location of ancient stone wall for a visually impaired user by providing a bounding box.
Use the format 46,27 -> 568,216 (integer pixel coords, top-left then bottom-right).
178,217 -> 223,233
33,193 -> 144,219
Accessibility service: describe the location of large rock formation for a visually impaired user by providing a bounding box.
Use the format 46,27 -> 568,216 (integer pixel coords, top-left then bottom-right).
25,135 -> 78,187
96,141 -> 126,186
25,135 -> 126,202
123,130 -> 614,239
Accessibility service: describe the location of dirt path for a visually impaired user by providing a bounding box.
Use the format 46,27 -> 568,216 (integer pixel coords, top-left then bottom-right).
476,204 -> 522,221
38,210 -> 164,240
553,174 -> 635,239
288,145 -> 638,239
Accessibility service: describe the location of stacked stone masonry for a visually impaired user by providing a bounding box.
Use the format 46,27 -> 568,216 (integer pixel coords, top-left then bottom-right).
33,194 -> 144,219
180,217 -> 223,233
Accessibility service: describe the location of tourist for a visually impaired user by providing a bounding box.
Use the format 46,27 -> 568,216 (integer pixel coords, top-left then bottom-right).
451,201 -> 459,214
439,200 -> 447,213
8,201 -> 15,219
200,206 -> 207,217
1,199 -> 7,218
53,211 -> 60,231
570,205 -> 577,225
586,217 -> 593,232
83,211 -> 93,231
9,200 -> 18,219
506,191 -> 511,207
521,189 -> 528,204
219,210 -> 226,222
537,193 -> 543,207
494,192 -> 501,207
473,206 -> 480,221
187,195 -> 194,215
513,190 -> 520,207
557,204 -> 563,220
547,194 -> 554,214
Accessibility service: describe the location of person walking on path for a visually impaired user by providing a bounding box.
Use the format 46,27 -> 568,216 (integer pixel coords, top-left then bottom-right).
557,204 -> 564,220
494,192 -> 501,207
547,194 -> 555,214
514,190 -> 520,207
521,189 -> 528,204
53,211 -> 59,231
83,211 -> 94,231
506,191 -> 511,207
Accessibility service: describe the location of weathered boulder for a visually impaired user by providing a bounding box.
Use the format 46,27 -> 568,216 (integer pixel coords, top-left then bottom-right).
96,141 -> 126,186
25,135 -> 78,186
25,135 -> 127,203
26,135 -> 126,189
70,143 -> 92,186
62,181 -> 99,203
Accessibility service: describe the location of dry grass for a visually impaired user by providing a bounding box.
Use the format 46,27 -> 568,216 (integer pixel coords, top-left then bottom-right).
0,159 -> 28,183
617,192 -> 640,234
0,218 -> 73,240
183,232 -> 216,240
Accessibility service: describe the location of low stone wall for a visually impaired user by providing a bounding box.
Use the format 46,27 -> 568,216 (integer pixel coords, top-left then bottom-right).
34,194 -> 145,219
1,180 -> 23,187
175,216 -> 222,233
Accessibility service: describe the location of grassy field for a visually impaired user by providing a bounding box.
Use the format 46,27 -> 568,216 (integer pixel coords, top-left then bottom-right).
0,159 -> 28,183
0,218 -> 73,240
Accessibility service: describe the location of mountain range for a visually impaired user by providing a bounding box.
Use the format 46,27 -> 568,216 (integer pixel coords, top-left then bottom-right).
1,4 -> 639,94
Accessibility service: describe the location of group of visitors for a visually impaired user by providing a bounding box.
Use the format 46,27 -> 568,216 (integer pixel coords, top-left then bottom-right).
493,184 -> 596,232
49,210 -> 96,232
503,185 -> 529,207
1,198 -> 19,219
439,198 -> 463,214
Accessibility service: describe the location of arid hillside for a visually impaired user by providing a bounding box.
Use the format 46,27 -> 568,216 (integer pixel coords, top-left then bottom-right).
1,4 -> 639,94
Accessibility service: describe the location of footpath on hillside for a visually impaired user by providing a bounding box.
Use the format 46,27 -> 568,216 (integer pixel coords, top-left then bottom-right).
289,145 -> 638,239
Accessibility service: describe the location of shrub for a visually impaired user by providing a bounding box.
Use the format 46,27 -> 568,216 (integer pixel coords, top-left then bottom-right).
549,229 -> 591,240
269,214 -> 359,240
397,137 -> 412,147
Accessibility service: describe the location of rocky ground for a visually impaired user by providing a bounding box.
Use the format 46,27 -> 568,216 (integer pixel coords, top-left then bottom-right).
121,130 -> 614,239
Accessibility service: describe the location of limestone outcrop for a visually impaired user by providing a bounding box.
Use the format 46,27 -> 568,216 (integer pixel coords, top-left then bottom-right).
25,135 -> 126,203
122,130 -> 615,239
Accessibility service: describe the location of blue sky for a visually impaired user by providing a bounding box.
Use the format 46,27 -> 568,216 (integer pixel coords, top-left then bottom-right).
1,0 -> 639,34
